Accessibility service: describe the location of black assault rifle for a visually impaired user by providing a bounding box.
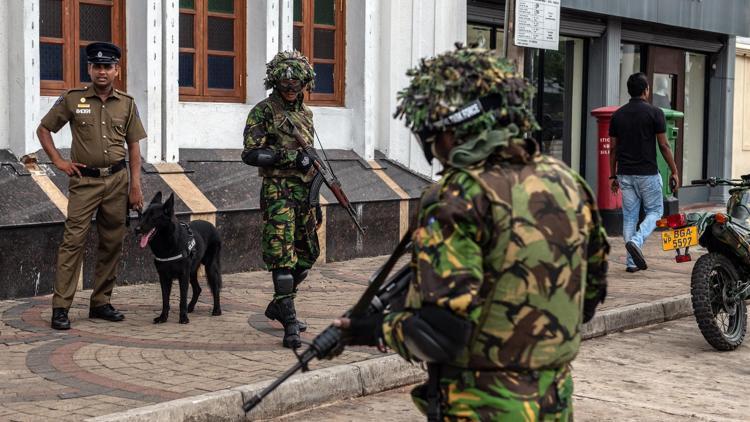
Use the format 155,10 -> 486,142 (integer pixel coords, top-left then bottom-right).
242,232 -> 413,413
284,114 -> 366,235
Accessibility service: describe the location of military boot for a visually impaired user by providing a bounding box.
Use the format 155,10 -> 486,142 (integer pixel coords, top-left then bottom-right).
265,268 -> 308,332
264,300 -> 307,332
277,297 -> 301,349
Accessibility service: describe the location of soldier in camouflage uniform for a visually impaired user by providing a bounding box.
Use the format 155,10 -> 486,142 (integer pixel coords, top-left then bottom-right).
241,51 -> 320,349
335,45 -> 609,420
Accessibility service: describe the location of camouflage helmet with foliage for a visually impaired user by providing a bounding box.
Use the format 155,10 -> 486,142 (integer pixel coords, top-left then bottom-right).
394,44 -> 538,142
264,50 -> 316,91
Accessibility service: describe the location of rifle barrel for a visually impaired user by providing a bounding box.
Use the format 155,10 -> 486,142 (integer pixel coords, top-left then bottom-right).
242,349 -> 315,412
242,231 -> 413,413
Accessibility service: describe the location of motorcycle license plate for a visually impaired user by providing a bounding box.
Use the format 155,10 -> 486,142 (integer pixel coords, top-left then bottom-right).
661,226 -> 698,251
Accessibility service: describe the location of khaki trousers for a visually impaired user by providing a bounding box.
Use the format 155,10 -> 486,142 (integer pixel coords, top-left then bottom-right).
53,170 -> 128,309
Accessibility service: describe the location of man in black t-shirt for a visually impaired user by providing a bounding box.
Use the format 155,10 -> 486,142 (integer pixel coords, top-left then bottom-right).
609,72 -> 679,272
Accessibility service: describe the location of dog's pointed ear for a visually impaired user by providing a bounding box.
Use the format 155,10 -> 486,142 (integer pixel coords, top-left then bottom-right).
163,193 -> 175,216
150,191 -> 162,205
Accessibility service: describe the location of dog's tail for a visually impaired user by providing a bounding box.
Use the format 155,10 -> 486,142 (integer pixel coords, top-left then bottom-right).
203,236 -> 222,291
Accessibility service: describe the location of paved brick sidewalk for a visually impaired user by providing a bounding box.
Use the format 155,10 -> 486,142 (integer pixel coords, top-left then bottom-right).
0,233 -> 701,421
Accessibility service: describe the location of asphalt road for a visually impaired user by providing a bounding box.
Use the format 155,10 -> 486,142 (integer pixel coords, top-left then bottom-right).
277,317 -> 750,421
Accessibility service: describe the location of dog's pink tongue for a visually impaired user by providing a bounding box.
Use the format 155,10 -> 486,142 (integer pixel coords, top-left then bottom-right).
139,228 -> 155,249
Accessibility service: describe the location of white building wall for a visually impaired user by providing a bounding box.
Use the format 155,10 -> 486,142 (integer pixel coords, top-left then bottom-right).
17,1 -> 467,173
0,1 -> 10,150
9,0 -> 40,157
376,0 -> 467,178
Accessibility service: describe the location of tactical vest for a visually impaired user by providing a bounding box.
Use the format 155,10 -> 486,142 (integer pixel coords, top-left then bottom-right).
258,94 -> 316,182
453,155 -> 594,372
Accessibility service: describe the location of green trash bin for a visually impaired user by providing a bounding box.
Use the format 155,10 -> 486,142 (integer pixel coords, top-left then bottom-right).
659,108 -> 683,216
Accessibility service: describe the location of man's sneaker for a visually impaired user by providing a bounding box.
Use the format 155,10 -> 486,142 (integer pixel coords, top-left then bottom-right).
51,307 -> 71,330
89,304 -> 125,322
264,300 -> 307,332
626,241 -> 648,270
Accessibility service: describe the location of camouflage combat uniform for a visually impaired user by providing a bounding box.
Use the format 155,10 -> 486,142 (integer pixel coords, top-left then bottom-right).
383,144 -> 609,420
243,91 -> 320,276
241,50 -> 319,349
380,45 -> 609,421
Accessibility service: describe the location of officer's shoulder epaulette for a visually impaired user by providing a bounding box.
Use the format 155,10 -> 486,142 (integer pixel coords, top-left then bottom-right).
115,89 -> 134,99
62,87 -> 88,98
54,87 -> 87,105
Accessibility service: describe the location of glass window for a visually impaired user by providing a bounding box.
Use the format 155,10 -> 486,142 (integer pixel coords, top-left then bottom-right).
39,0 -> 126,95
468,24 -> 492,49
179,0 -> 245,102
652,73 -> 675,110
293,0 -> 346,105
683,53 -> 706,183
525,36 -> 586,173
467,22 -> 503,50
619,44 -> 642,105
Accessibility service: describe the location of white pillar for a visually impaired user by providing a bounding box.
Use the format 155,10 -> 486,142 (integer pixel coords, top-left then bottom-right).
246,0 -> 281,104
163,0 -> 179,162
8,0 -> 40,157
346,0 -> 378,160
380,0 -> 414,170
361,0 -> 379,160
375,0 -> 468,179
126,0 -> 162,163
434,0 -> 467,53
0,1 -> 10,151
279,0 -> 293,51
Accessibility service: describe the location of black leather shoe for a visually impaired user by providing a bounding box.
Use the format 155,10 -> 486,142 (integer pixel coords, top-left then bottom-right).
89,304 -> 125,322
626,267 -> 640,273
264,300 -> 308,332
51,308 -> 71,330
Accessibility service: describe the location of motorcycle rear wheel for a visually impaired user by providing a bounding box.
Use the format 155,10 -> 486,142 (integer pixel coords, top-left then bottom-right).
691,252 -> 747,351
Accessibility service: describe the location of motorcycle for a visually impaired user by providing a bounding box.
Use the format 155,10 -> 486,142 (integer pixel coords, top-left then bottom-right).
661,176 -> 750,350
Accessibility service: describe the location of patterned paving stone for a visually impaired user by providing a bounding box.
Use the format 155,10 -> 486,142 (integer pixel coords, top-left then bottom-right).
0,234 -> 698,420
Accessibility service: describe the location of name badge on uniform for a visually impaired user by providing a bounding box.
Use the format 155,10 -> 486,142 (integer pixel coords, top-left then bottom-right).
77,103 -> 90,109
75,108 -> 92,114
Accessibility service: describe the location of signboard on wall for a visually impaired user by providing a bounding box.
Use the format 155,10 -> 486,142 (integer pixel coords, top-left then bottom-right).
514,0 -> 560,50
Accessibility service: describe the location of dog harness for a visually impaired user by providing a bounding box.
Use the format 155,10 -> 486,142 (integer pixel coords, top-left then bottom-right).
153,223 -> 197,262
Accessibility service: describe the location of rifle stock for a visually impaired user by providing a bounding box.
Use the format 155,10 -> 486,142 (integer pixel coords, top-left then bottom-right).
285,116 -> 366,234
242,232 -> 413,413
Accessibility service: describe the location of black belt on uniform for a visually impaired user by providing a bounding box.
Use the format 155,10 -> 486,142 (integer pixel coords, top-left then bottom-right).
79,160 -> 126,177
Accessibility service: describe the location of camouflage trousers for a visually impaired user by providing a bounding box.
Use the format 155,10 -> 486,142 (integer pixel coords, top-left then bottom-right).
411,365 -> 573,421
261,177 -> 320,273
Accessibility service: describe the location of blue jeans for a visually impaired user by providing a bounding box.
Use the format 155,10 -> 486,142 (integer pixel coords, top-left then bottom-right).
620,174 -> 664,268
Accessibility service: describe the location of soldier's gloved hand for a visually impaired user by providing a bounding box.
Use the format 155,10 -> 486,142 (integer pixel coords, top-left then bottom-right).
296,151 -> 314,173
583,285 -> 607,323
333,313 -> 385,347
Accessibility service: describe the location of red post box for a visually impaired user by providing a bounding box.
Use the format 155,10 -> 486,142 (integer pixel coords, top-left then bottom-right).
591,106 -> 622,235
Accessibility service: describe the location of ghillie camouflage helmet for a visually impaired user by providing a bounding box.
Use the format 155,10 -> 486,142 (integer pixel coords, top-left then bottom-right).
264,50 -> 316,91
394,44 -> 539,164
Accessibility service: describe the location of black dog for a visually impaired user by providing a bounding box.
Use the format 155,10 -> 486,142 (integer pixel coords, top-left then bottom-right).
135,192 -> 222,324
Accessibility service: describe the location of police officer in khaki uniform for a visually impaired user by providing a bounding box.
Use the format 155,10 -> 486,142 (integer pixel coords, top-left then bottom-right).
37,42 -> 147,330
